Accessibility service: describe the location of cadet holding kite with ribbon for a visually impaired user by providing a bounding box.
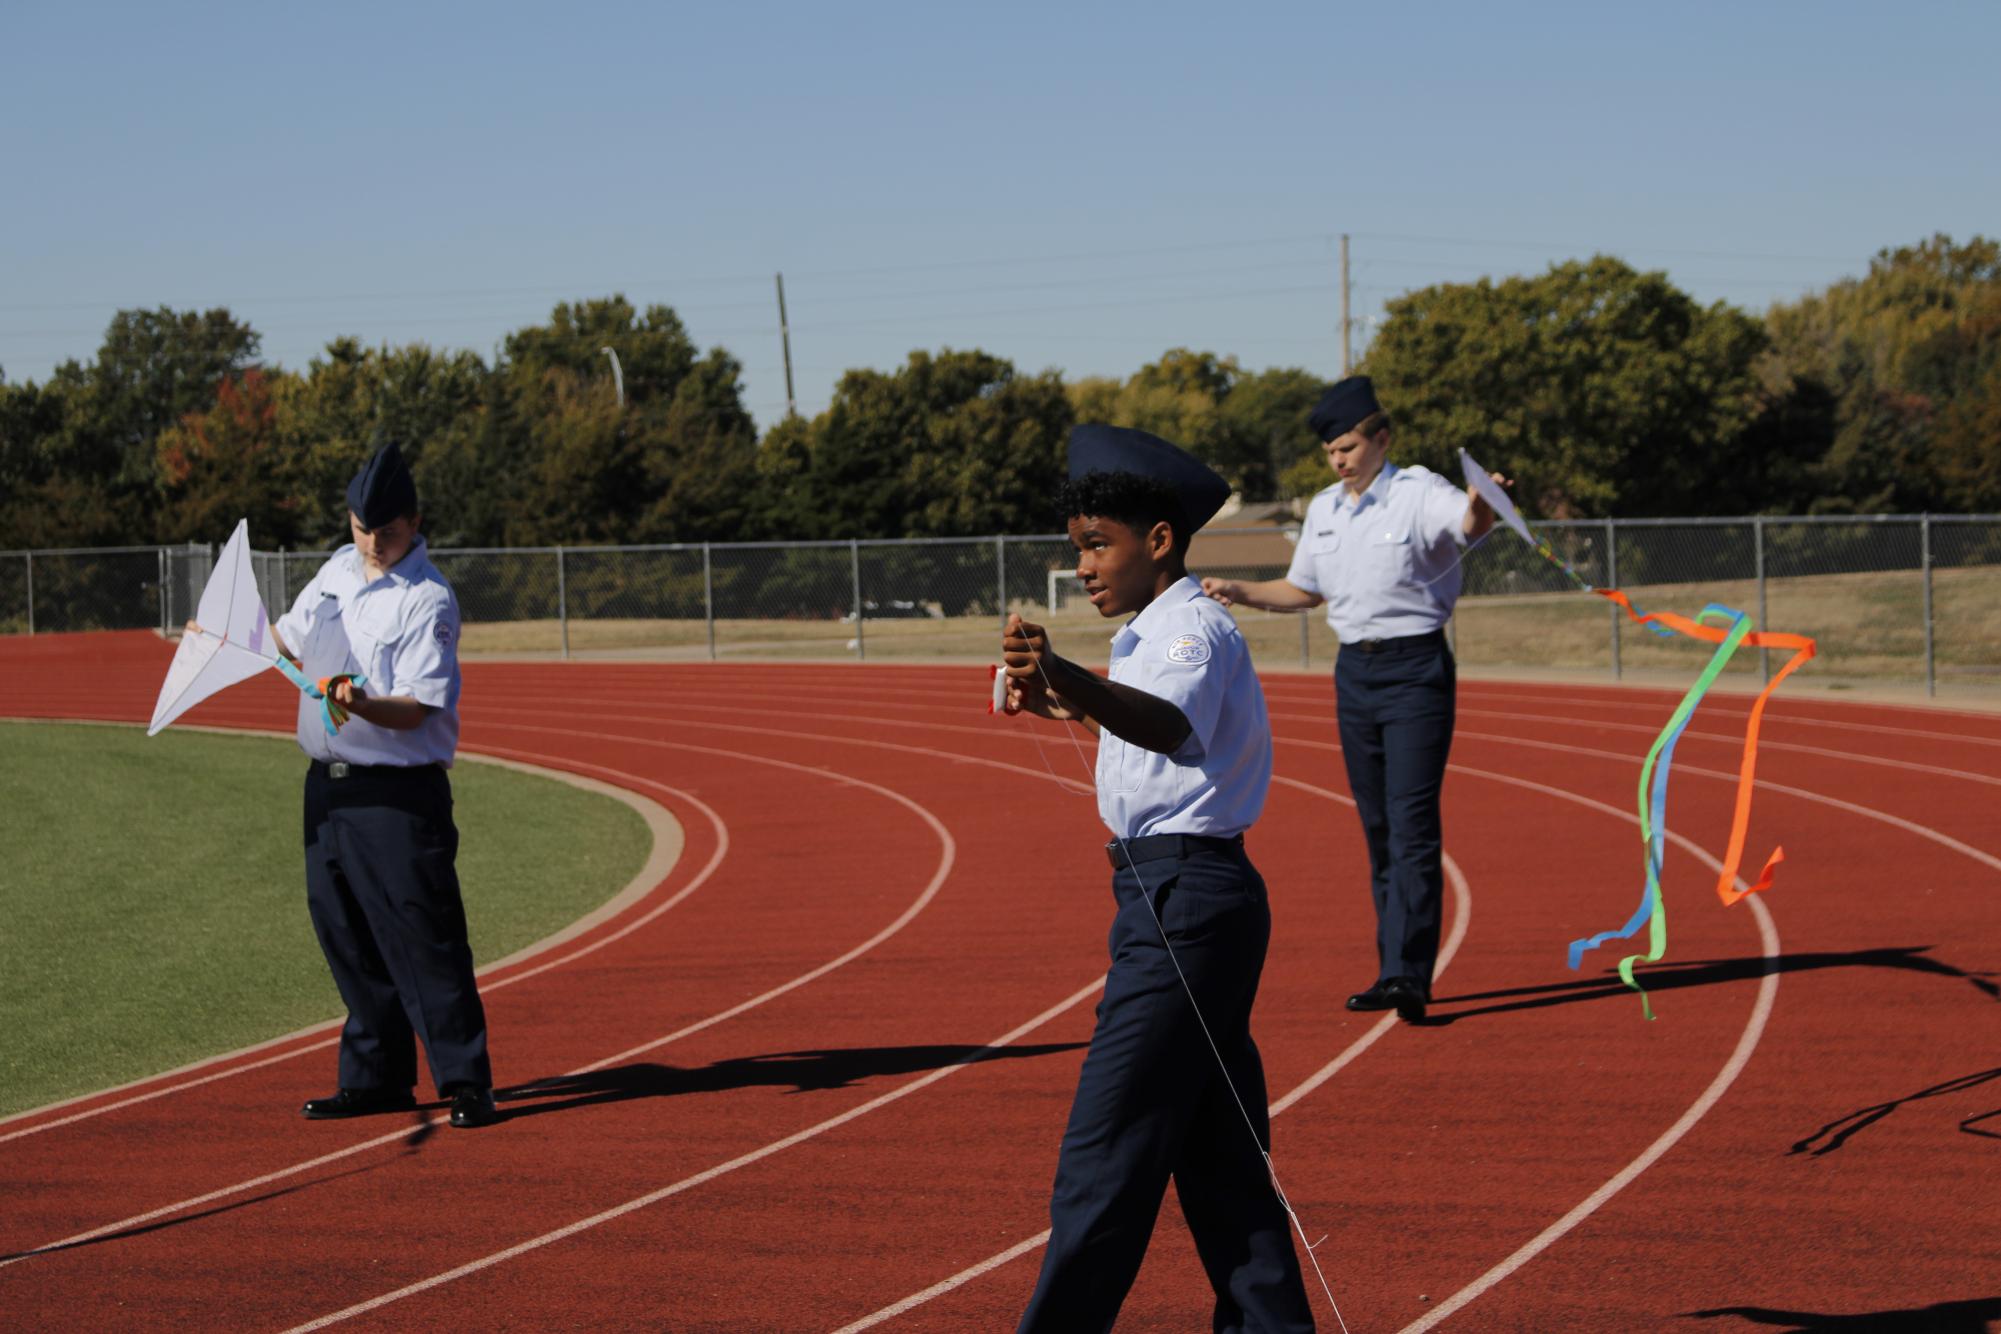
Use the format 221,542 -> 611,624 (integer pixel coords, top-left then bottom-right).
1203,376 -> 1507,1025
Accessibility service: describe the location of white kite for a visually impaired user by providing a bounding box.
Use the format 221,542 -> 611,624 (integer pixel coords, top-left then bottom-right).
1458,448 -> 1536,549
148,520 -> 360,736
148,520 -> 282,735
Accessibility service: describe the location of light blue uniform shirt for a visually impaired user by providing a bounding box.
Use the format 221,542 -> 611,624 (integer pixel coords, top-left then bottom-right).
1286,463 -> 1470,643
1096,577 -> 1272,840
275,537 -> 462,767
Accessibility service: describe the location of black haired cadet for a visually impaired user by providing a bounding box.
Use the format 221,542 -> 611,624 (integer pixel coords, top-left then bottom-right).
1001,424 -> 1314,1332
271,441 -> 498,1129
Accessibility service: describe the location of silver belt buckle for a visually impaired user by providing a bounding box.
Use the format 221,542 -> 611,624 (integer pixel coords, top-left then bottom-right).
328,761 -> 352,779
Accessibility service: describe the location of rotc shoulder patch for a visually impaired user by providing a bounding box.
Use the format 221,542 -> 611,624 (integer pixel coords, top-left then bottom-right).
433,620 -> 454,646
1165,633 -> 1210,665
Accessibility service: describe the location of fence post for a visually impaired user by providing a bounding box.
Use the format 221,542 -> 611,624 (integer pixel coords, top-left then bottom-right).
1605,518 -> 1620,681
25,551 -> 34,636
279,548 -> 288,611
556,546 -> 569,660
850,539 -> 865,661
1754,516 -> 1769,685
995,535 -> 1007,629
703,543 -> 716,661
1921,514 -> 1935,698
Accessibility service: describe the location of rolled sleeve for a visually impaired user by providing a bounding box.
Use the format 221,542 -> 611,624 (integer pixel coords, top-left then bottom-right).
1284,528 -> 1323,597
1140,626 -> 1230,758
1421,473 -> 1472,550
388,588 -> 459,707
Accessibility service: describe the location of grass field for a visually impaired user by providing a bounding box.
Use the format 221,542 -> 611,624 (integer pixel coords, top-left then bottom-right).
0,723 -> 652,1118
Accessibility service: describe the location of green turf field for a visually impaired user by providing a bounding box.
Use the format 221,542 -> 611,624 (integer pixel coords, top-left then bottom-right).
0,722 -> 653,1118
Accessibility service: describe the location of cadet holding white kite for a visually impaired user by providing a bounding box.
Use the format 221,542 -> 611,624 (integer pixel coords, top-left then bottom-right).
157,442 -> 497,1129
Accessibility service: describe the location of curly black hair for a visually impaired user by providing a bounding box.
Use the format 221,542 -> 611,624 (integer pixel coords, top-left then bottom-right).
1058,470 -> 1192,553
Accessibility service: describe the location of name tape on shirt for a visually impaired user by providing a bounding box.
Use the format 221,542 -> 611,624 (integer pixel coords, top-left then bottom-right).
1165,633 -> 1210,665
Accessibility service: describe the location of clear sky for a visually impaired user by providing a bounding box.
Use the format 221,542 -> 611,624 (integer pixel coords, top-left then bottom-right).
5,1 -> 1995,430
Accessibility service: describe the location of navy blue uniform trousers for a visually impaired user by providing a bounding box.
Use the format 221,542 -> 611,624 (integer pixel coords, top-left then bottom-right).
304,760 -> 491,1096
1019,841 -> 1314,1334
1334,633 -> 1455,993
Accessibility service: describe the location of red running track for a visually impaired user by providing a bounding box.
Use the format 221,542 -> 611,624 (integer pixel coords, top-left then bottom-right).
2,632 -> 1998,1332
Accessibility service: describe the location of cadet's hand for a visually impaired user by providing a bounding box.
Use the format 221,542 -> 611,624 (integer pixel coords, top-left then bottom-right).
184,619 -> 204,636
1001,614 -> 1082,722
1200,577 -> 1241,607
1002,612 -> 1053,679
330,677 -> 366,710
1465,471 -> 1513,539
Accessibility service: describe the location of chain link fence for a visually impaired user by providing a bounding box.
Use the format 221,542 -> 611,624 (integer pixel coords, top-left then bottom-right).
6,516 -> 1997,699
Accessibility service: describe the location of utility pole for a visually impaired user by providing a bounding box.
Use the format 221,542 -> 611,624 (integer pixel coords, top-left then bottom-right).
775,272 -> 797,418
1339,233 -> 1352,376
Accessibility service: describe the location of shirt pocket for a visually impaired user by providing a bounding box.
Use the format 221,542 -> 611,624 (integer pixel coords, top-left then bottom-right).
1310,529 -> 1342,587
1097,731 -> 1146,795
1368,524 -> 1413,577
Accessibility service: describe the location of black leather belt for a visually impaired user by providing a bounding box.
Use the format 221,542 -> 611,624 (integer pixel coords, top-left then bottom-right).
1341,628 -> 1447,655
1106,832 -> 1244,869
314,759 -> 436,780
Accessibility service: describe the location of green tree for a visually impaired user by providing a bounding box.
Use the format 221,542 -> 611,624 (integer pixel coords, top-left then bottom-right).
1362,257 -> 1768,517
1763,234 -> 2001,512
772,349 -> 1072,541
1064,351 -> 1326,502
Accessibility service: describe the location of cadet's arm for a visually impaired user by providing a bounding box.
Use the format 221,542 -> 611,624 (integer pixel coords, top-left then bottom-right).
331,682 -> 432,731
1200,576 -> 1322,612
1036,656 -> 1193,755
1002,614 -> 1192,753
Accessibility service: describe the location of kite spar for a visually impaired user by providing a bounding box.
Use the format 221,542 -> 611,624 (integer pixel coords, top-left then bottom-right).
147,520 -> 362,737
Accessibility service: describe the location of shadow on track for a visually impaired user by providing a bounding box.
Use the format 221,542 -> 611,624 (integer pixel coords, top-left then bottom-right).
493,1043 -> 1087,1122
1422,944 -> 1997,1026
1683,1295 -> 2001,1331
0,1112 -> 434,1264
1791,1066 -> 2001,1156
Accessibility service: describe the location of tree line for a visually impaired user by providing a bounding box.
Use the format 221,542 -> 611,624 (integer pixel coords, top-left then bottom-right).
3,233 -> 1996,552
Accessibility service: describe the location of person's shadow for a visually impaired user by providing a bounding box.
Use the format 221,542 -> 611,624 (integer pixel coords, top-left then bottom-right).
1683,1296 -> 2001,1331
1423,944 -> 1997,1026
494,1042 -> 1086,1122
1791,1066 -> 2001,1156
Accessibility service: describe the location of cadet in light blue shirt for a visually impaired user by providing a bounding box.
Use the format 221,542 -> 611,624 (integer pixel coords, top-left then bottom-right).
270,442 -> 497,1130
1002,424 -> 1312,1334
1204,377 -> 1504,1025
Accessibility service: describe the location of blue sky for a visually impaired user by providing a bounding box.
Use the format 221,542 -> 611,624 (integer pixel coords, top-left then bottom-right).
5,1 -> 1995,429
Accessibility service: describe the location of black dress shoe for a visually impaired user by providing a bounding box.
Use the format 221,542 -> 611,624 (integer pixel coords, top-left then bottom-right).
1346,981 -> 1397,1012
448,1085 -> 499,1129
302,1087 -> 417,1119
1383,977 -> 1427,1023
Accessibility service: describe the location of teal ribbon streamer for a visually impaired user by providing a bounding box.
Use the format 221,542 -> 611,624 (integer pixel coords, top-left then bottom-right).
271,655 -> 367,737
1566,605 -> 1753,1018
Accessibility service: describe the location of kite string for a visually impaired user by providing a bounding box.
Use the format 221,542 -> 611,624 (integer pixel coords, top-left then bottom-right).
1004,653 -> 1351,1334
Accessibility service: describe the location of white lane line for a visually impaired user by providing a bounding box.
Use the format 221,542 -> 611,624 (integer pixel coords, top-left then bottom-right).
828,775 -> 1476,1331
282,979 -> 1109,1333
0,740 -> 947,1269
1395,762 -> 1783,1334
0,744 -> 709,1145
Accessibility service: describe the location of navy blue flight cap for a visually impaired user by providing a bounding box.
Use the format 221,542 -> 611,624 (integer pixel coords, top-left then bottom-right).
1067,423 -> 1231,533
346,441 -> 418,529
1308,375 -> 1384,443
